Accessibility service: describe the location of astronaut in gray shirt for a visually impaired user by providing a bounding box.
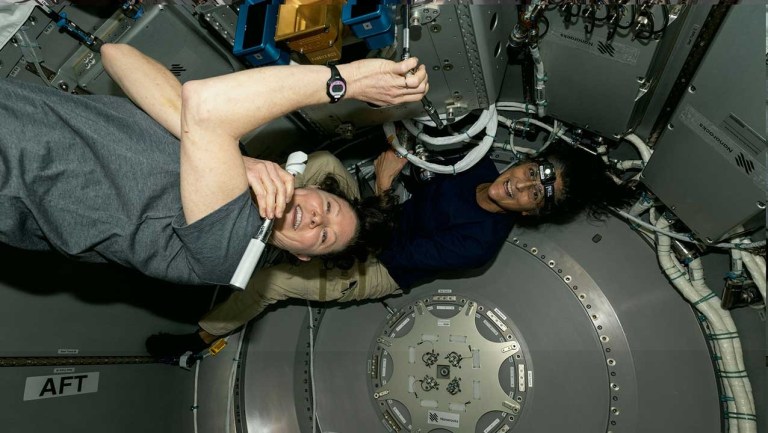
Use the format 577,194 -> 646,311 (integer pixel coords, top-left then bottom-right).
0,44 -> 428,285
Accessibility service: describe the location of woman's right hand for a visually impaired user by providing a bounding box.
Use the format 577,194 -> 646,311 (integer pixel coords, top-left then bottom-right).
374,149 -> 409,194
242,156 -> 295,219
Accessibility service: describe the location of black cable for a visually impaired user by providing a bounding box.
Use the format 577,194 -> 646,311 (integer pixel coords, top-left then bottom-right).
583,7 -> 596,34
538,15 -> 550,39
593,4 -> 610,22
616,4 -> 635,29
563,3 -> 581,25
635,11 -> 655,40
632,2 -> 656,41
652,4 -> 669,37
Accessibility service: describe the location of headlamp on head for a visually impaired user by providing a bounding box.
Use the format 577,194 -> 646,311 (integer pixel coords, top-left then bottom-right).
536,159 -> 557,213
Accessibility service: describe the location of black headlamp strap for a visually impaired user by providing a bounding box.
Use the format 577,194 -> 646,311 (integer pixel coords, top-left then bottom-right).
537,159 -> 557,212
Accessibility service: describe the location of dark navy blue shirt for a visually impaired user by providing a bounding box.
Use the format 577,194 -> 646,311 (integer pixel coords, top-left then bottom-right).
377,156 -> 515,289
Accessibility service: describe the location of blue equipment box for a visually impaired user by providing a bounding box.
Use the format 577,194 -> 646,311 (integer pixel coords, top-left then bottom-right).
342,1 -> 395,50
233,0 -> 289,66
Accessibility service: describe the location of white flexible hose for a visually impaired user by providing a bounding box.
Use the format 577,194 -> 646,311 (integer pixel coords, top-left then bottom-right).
622,133 -> 653,163
625,195 -> 658,246
656,217 -> 757,432
193,361 -> 200,433
614,210 -> 766,250
384,105 -> 498,175
492,141 -> 537,155
628,194 -> 655,217
496,102 -> 537,113
656,221 -> 739,430
740,250 -> 767,301
308,302 -> 317,433
615,160 -> 644,170
225,326 -> 247,433
529,44 -> 547,118
730,246 -> 744,275
411,110 -> 471,126
690,258 -> 757,428
402,106 -> 494,146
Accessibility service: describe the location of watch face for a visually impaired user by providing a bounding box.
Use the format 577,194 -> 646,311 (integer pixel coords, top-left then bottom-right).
330,80 -> 346,96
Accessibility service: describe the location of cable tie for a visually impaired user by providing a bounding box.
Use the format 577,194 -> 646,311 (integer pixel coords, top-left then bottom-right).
719,371 -> 748,378
661,265 -> 678,273
668,271 -> 687,282
692,292 -> 716,305
190,405 -> 199,411
710,331 -> 739,338
708,333 -> 739,341
452,165 -> 457,175
723,412 -> 758,421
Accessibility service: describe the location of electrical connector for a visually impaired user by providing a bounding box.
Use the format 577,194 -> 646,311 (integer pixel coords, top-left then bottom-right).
721,278 -> 763,310
208,338 -> 228,356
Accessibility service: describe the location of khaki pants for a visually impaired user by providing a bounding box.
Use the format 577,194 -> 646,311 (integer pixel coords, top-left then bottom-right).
199,151 -> 400,336
199,256 -> 400,335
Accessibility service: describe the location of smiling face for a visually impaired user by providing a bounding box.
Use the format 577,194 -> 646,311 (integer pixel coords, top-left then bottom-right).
486,161 -> 565,215
269,187 -> 358,260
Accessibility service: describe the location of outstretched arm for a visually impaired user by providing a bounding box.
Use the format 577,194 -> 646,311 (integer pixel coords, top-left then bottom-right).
180,58 -> 428,224
102,44 -> 293,218
101,42 -> 428,223
101,43 -> 183,139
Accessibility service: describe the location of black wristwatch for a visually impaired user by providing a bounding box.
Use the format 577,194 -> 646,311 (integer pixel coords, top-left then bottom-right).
326,64 -> 346,104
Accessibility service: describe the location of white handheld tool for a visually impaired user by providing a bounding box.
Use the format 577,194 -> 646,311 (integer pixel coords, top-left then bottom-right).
229,151 -> 308,290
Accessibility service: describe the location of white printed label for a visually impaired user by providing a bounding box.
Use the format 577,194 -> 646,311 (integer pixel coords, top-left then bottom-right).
437,319 -> 451,327
493,308 -> 507,320
395,317 -> 411,332
53,368 -> 75,374
392,406 -> 407,424
427,409 -> 460,428
24,372 -> 99,401
484,417 -> 501,433
382,356 -> 387,379
437,289 -> 452,294
57,348 -> 79,355
528,370 -> 534,388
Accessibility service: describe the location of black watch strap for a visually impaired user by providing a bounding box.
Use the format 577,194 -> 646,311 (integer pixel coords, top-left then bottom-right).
326,64 -> 346,104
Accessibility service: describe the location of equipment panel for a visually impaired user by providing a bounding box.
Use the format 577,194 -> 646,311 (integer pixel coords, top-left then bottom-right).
641,5 -> 767,242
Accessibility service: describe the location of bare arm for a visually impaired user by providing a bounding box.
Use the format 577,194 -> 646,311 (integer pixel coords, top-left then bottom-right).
101,43 -> 299,219
101,43 -> 183,138
374,149 -> 409,194
180,57 -> 428,224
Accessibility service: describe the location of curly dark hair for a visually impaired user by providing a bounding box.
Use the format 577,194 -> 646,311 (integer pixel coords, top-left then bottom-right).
518,141 -> 636,225
312,174 -> 400,270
